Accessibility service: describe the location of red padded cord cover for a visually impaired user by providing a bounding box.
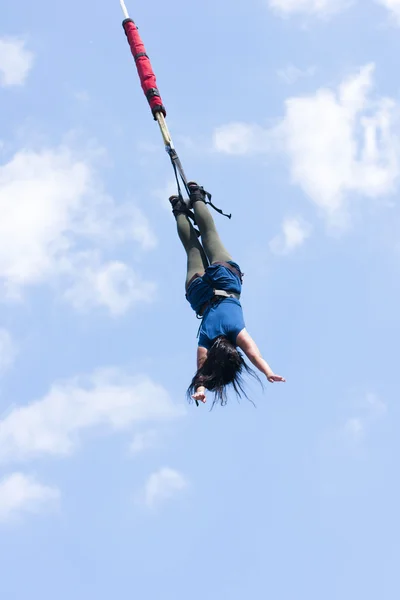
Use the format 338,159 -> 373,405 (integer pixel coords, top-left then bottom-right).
122,19 -> 166,117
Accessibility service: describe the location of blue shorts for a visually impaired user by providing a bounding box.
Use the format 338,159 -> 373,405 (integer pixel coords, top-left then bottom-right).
186,261 -> 243,315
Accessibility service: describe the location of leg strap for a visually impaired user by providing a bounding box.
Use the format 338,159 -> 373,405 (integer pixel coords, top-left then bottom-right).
188,182 -> 232,220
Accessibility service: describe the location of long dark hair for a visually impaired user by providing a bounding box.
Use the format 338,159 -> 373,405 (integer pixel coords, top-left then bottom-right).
187,335 -> 262,407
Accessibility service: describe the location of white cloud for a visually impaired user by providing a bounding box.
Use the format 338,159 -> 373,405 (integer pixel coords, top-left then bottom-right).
342,392 -> 387,443
268,0 -> 350,16
215,65 -> 400,227
63,255 -> 156,316
0,37 -> 34,87
71,191 -> 156,251
365,392 -> 387,418
0,369 -> 183,463
377,0 -> 400,23
142,467 -> 187,508
0,143 -> 156,313
270,217 -> 311,254
74,91 -> 90,103
129,429 -> 158,455
343,417 -> 365,440
0,146 -> 88,293
0,473 -> 59,522
0,329 -> 17,374
274,64 -> 400,224
277,64 -> 316,85
213,123 -> 268,155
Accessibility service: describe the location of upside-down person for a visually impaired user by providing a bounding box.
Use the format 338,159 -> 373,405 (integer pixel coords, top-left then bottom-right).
169,182 -> 285,406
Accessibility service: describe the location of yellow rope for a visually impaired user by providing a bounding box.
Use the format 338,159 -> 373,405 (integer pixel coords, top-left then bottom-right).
155,112 -> 174,149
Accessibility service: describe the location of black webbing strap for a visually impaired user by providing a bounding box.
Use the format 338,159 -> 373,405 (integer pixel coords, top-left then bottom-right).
166,147 -> 231,220
197,186 -> 231,220
134,52 -> 148,62
168,147 -> 189,199
146,87 -> 161,100
168,149 -> 199,230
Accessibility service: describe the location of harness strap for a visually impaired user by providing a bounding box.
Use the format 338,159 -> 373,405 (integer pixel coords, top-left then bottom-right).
206,197 -> 231,219
213,289 -> 240,300
212,261 -> 243,283
194,186 -> 231,220
166,153 -> 231,221
196,289 -> 241,320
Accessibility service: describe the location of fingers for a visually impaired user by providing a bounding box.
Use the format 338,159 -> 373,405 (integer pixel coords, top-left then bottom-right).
268,375 -> 286,383
192,393 -> 207,404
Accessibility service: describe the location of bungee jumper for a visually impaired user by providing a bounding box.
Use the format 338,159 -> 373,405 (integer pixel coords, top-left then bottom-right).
120,1 -> 285,406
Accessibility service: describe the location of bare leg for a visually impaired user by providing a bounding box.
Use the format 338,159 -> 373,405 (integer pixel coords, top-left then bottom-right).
175,213 -> 209,289
192,201 -> 233,264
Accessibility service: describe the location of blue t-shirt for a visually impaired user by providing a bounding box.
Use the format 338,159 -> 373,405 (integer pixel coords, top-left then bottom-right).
185,261 -> 245,349
198,297 -> 245,349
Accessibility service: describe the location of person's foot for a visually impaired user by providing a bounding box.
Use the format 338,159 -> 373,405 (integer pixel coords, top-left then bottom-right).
169,195 -> 201,237
169,194 -> 190,216
187,182 -> 207,207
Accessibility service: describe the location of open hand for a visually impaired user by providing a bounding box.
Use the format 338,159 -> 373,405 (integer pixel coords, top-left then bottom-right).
267,374 -> 286,383
192,390 -> 207,404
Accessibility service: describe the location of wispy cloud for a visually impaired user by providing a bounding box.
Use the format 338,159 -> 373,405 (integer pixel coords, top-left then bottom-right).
377,0 -> 400,24
267,0 -> 351,17
277,64 -> 316,85
63,255 -> 157,316
269,0 -> 400,26
129,430 -> 159,456
74,91 -> 90,103
141,467 -> 188,509
343,417 -> 365,441
0,473 -> 59,523
269,217 -> 312,254
0,369 -> 183,463
0,37 -> 34,87
342,392 -> 387,443
0,330 -> 18,375
213,123 -> 269,156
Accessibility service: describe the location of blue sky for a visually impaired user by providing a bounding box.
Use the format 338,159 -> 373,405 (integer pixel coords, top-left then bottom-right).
1,0 -> 400,598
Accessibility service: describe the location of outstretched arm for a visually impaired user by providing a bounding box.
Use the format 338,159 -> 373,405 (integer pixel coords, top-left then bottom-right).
236,329 -> 285,383
192,346 -> 208,404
